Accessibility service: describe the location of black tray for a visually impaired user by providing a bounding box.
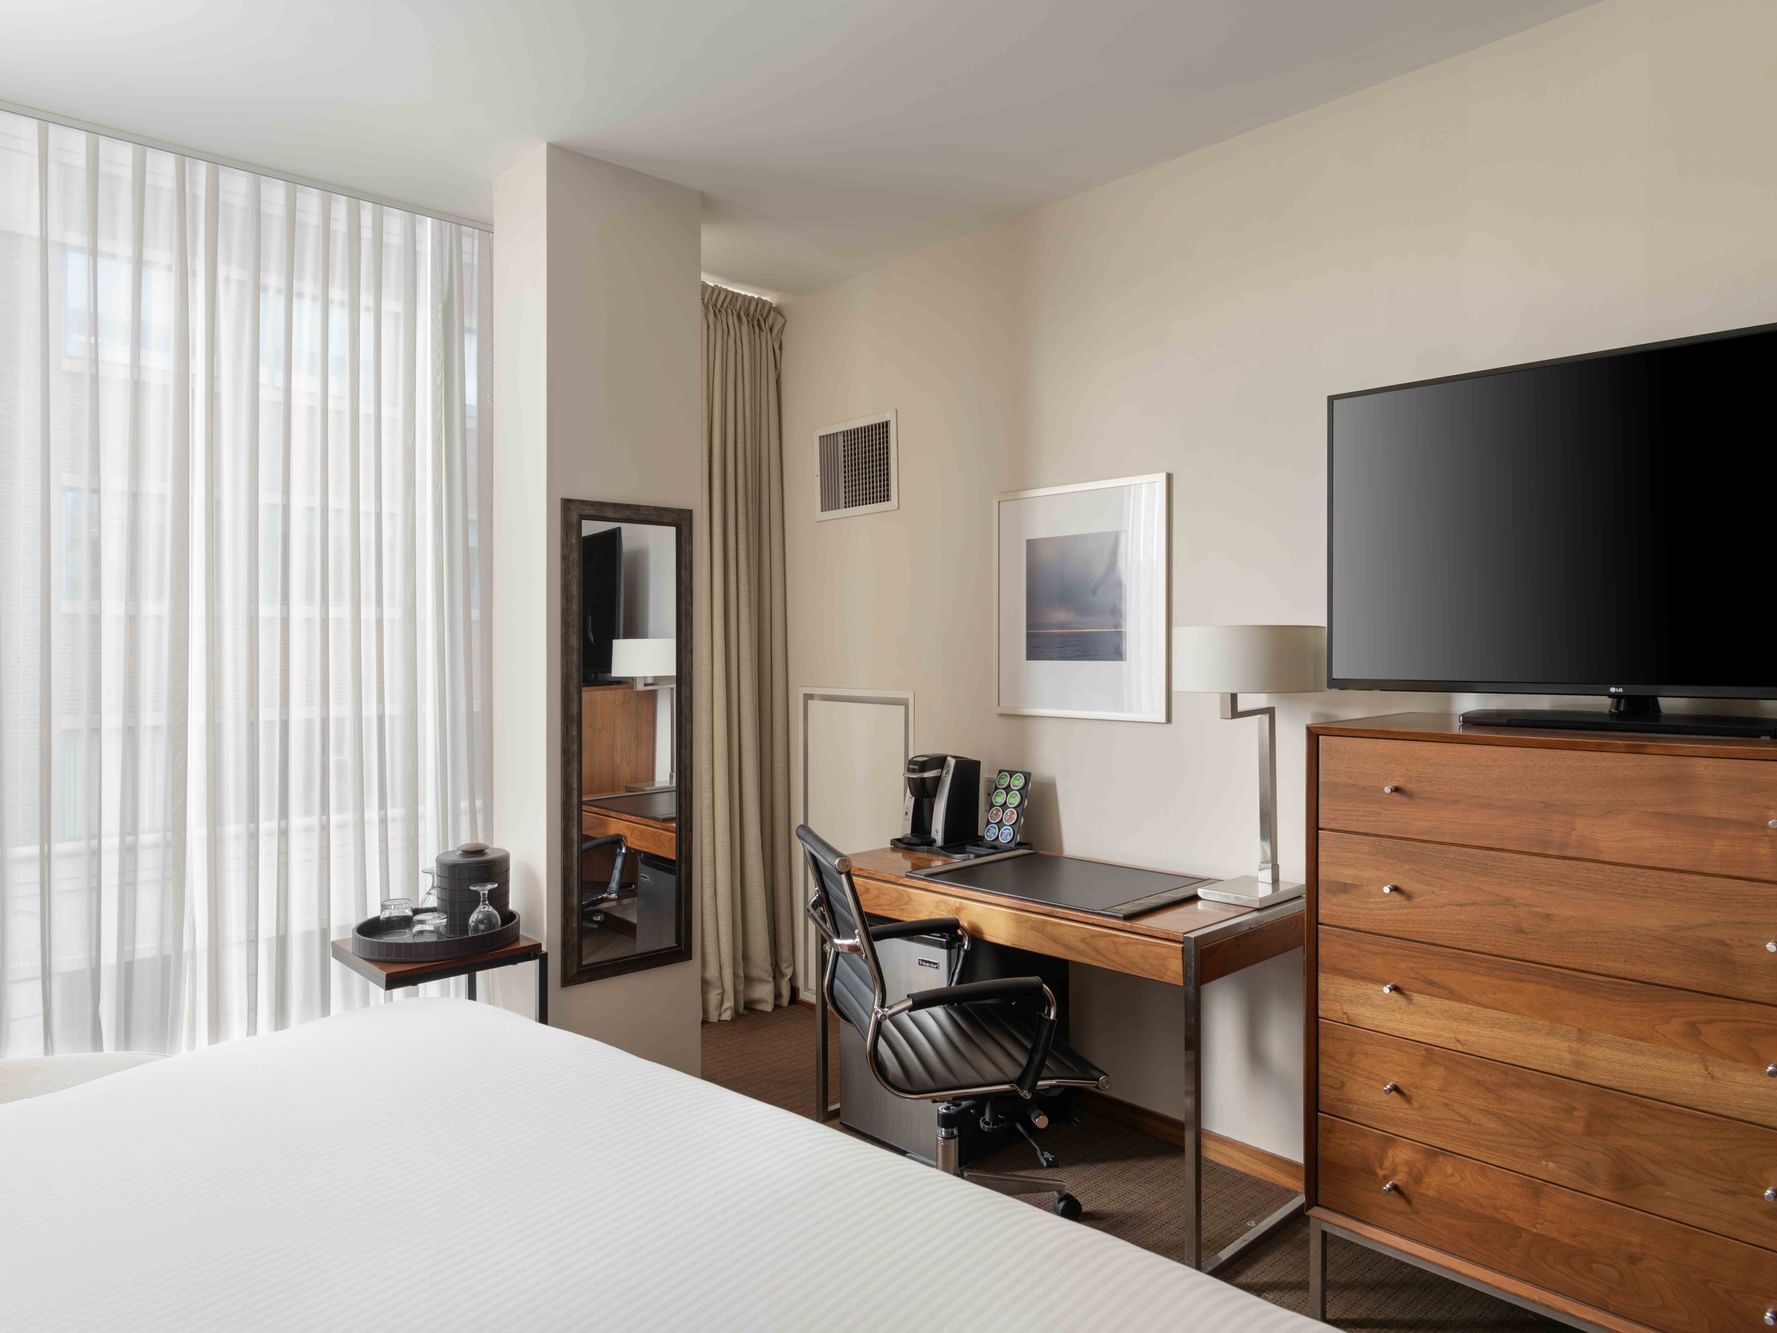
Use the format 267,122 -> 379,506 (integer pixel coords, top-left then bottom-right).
352,909 -> 520,962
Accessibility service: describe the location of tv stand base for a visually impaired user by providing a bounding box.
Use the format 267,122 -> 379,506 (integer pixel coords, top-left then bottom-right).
1461,702 -> 1777,740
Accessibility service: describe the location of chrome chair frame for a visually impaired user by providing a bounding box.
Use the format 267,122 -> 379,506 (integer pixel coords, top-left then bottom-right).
799,825 -> 1107,1207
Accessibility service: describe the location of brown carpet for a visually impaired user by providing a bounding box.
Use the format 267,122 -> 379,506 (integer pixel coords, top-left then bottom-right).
703,1005 -> 1554,1330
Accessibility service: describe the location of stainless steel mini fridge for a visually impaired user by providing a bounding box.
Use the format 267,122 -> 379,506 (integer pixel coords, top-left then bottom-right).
838,925 -> 964,1162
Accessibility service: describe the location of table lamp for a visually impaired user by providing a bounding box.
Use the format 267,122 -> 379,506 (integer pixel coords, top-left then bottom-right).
610,637 -> 677,786
1171,624 -> 1325,906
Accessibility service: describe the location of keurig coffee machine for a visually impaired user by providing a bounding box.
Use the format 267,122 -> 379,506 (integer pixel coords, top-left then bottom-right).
890,754 -> 981,852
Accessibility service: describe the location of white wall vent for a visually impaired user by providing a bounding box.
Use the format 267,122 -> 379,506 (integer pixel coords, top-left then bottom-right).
815,410 -> 898,520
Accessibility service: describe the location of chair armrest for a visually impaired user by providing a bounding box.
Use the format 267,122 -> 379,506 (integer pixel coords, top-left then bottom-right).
897,976 -> 1059,1099
869,917 -> 967,945
901,975 -> 1049,1012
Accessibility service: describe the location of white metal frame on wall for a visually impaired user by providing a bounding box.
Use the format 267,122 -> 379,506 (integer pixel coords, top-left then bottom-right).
795,687 -> 913,993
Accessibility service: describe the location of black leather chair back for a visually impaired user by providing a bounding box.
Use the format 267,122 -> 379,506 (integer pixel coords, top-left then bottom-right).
796,824 -> 884,1033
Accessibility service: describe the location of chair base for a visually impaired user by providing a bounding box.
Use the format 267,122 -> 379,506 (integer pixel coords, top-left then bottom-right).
938,1100 -> 1082,1218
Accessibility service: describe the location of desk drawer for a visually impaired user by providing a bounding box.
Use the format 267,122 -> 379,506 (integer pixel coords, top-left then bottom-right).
1318,1116 -> 1777,1333
1318,830 -> 1777,1003
1317,735 -> 1777,881
1319,927 -> 1777,1128
1319,1021 -> 1777,1249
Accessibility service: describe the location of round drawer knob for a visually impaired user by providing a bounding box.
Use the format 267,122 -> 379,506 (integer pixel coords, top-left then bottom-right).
1382,983 -> 1400,995
1767,819 -> 1777,830
1381,1179 -> 1399,1194
1768,941 -> 1777,954
1769,1065 -> 1777,1079
1382,883 -> 1400,895
1765,1186 -> 1776,1203
1382,784 -> 1402,795
1382,1081 -> 1400,1096
1765,1310 -> 1775,1328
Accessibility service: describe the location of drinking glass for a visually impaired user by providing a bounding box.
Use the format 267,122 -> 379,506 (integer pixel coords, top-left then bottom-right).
380,897 -> 415,926
418,869 -> 439,913
467,883 -> 501,935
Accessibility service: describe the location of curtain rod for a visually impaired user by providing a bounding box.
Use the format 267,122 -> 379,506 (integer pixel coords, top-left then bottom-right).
0,97 -> 493,234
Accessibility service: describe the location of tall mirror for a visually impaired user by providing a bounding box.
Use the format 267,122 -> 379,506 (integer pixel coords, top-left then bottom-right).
561,499 -> 692,983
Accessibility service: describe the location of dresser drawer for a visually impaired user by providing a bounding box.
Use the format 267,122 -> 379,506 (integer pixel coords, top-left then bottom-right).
1317,735 -> 1777,881
1319,830 -> 1777,1003
1319,1021 -> 1777,1249
1319,926 -> 1777,1128
1318,1116 -> 1777,1333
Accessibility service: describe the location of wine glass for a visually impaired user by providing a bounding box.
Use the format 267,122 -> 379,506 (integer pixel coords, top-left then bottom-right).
467,882 -> 501,935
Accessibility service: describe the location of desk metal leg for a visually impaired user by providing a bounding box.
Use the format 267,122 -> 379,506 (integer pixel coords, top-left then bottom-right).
1180,935 -> 1203,1270
466,970 -> 477,1002
1178,929 -> 1304,1276
537,953 -> 549,1025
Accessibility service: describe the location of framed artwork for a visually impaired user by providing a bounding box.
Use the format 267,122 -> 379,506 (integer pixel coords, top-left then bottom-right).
994,472 -> 1170,722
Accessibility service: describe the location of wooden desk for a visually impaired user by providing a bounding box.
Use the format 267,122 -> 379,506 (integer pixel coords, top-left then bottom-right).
828,846 -> 1305,1272
581,795 -> 677,860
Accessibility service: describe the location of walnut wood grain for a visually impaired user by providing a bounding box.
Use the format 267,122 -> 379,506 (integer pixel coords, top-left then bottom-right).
845,847 -> 1300,987
1319,830 -> 1777,1004
580,806 -> 677,860
580,683 -> 659,798
1198,911 -> 1304,986
1313,711 -> 1777,762
1318,1116 -> 1777,1333
1318,734 -> 1777,882
1319,926 -> 1777,1129
1319,1021 -> 1777,1249
1304,727 -> 1321,1209
850,869 -> 1184,984
329,934 -> 543,988
846,846 -> 1249,940
1307,1210 -> 1646,1333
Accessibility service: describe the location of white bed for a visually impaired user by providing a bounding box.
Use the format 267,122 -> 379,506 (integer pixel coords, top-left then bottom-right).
0,999 -> 1321,1330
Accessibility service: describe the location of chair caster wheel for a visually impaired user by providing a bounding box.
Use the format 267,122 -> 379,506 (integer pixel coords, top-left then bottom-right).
1053,1193 -> 1083,1221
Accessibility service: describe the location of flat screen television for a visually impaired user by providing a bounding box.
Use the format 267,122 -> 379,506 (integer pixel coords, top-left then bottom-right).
1328,321 -> 1777,738
581,527 -> 623,685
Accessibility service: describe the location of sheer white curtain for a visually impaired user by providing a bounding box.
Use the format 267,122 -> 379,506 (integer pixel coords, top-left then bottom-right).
0,111 -> 491,1057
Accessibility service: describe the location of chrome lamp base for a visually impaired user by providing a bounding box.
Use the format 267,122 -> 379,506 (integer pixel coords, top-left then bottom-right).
1196,874 -> 1304,908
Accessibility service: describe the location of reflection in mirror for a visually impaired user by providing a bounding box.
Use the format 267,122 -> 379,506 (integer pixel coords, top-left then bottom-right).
566,504 -> 691,980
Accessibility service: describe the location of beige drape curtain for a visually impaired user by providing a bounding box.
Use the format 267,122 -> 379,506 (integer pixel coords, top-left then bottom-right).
696,283 -> 793,1022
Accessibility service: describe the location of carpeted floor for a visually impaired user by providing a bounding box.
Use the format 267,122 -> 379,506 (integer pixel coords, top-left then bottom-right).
703,1005 -> 1554,1330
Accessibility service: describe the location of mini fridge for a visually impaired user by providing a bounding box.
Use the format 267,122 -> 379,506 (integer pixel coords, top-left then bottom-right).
839,924 -> 963,1162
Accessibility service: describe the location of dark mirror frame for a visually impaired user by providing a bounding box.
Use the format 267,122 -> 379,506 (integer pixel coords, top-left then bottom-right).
560,498 -> 693,986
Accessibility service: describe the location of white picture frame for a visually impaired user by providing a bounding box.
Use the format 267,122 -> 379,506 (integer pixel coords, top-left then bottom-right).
995,472 -> 1170,722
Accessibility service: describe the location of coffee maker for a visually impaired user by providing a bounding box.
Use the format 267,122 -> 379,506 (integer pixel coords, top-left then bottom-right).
890,754 -> 981,852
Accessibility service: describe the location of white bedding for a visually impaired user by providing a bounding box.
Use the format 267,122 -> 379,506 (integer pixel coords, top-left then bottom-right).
0,999 -> 1320,1331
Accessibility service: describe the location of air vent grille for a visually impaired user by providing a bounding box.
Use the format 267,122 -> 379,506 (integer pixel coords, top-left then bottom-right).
816,411 -> 898,520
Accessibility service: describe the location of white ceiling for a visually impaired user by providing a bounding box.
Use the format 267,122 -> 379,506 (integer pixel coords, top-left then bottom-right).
1,0 -> 1596,294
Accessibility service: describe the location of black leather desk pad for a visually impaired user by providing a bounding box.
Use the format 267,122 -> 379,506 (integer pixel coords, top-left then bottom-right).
585,789 -> 677,823
915,852 -> 1206,919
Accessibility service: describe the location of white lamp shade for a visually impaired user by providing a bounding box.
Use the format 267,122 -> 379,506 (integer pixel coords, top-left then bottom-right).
1171,624 -> 1325,695
610,637 -> 677,680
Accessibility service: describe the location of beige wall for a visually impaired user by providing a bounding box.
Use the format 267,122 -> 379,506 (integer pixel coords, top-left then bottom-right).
781,0 -> 1777,1158
492,144 -> 703,1072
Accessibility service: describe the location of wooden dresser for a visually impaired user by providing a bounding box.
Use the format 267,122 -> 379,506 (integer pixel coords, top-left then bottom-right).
1305,713 -> 1777,1332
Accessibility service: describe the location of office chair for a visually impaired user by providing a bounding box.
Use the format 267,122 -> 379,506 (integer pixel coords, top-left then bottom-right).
797,823 -> 1108,1219
580,834 -> 631,926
